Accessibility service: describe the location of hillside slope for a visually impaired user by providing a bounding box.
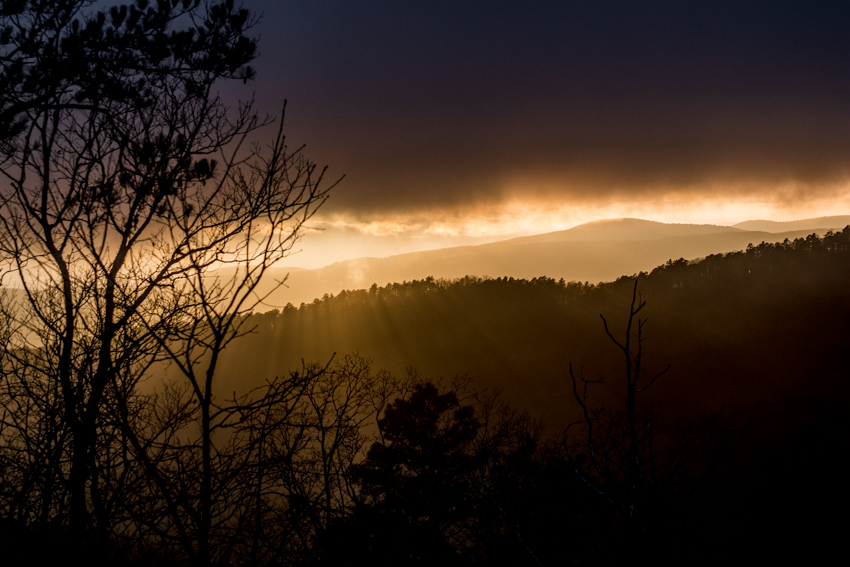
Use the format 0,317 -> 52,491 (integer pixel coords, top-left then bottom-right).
248,225 -> 837,307
502,217 -> 743,244
733,215 -> 850,232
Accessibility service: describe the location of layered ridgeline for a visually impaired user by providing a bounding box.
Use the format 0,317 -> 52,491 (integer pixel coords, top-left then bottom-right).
241,216 -> 850,308
217,227 -> 850,428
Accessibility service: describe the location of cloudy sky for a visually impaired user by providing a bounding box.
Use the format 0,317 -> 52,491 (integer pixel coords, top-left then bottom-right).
239,0 -> 848,267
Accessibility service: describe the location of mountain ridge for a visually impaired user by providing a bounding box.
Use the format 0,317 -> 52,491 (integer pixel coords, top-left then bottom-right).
249,223 -> 838,307
732,215 -> 850,232
497,217 -> 744,245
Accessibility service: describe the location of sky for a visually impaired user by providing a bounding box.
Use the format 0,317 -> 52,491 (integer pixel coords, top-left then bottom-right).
234,0 -> 849,268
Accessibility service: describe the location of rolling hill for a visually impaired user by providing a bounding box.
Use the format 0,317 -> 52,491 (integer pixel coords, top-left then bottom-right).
732,215 -> 850,232
243,219 -> 844,308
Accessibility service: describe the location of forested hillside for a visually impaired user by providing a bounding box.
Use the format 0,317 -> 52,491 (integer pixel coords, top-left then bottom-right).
221,228 -> 850,427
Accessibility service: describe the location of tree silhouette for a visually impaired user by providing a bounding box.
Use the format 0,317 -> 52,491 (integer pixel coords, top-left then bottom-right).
560,279 -> 669,554
560,278 -> 752,563
0,1 -> 334,562
315,379 -> 545,566
346,382 -> 481,565
242,355 -> 409,565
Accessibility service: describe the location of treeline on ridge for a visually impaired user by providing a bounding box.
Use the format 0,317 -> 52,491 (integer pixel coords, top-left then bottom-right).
284,227 -> 850,312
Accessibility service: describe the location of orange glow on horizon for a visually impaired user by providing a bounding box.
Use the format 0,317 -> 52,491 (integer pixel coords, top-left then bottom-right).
277,186 -> 850,270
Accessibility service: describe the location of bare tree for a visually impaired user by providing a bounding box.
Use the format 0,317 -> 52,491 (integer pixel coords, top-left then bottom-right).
561,278 -> 755,563
0,2 -> 335,558
563,279 -> 670,519
113,354 -> 406,565
251,355 -> 407,565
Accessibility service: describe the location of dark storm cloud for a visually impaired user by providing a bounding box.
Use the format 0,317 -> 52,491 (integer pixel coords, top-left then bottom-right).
249,0 -> 850,216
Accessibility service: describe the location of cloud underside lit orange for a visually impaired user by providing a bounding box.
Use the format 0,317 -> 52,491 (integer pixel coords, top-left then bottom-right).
300,107 -> 850,219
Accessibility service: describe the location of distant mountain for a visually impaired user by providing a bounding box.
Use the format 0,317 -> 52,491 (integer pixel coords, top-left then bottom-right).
250,222 -> 833,307
733,215 -> 850,232
503,218 -> 742,245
